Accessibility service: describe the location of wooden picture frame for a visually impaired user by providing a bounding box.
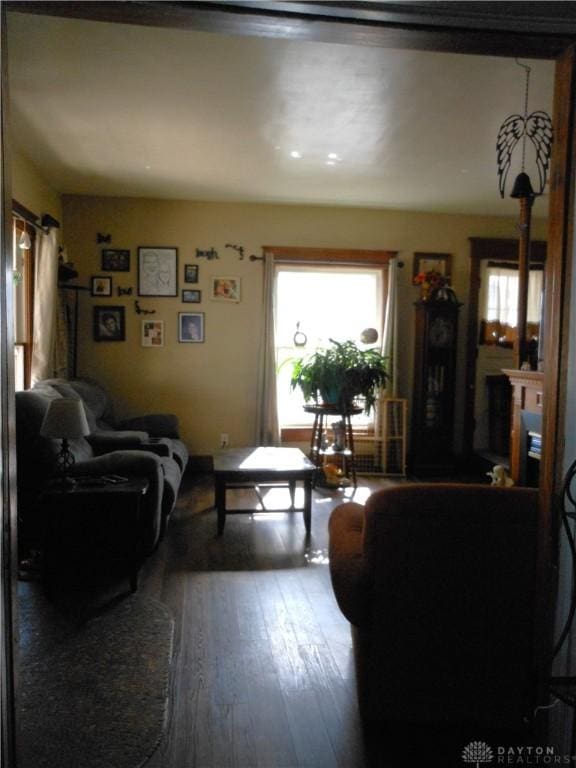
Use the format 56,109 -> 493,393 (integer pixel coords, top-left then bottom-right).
178,312 -> 204,343
138,247 -> 178,297
413,252 -> 452,283
93,306 -> 125,342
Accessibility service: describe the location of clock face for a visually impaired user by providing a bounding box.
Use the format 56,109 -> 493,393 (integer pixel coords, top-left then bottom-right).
429,317 -> 453,348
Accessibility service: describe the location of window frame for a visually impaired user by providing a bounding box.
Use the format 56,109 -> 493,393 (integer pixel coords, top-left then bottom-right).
264,245 -> 396,443
12,216 -> 35,391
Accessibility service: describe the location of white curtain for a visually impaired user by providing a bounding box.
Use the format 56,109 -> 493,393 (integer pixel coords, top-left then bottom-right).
31,228 -> 58,384
381,257 -> 398,396
479,263 -> 543,326
255,253 -> 280,445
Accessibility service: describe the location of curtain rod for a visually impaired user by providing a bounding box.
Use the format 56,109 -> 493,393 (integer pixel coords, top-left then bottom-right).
12,200 -> 60,232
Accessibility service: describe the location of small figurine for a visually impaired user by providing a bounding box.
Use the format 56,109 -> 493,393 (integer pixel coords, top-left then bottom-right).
487,464 -> 514,487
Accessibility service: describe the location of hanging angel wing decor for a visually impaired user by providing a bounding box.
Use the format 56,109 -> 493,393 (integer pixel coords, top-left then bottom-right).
496,61 -> 553,199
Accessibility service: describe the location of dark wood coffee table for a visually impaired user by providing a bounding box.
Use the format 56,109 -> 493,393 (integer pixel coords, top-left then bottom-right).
213,447 -> 315,535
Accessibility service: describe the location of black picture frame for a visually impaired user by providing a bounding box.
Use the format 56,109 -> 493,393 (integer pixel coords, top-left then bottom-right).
101,249 -> 130,272
93,306 -> 126,342
184,264 -> 199,283
182,289 -> 201,303
91,276 -> 112,297
138,247 -> 178,297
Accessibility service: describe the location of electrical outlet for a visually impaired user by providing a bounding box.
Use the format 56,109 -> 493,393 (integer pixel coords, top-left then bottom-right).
220,433 -> 229,448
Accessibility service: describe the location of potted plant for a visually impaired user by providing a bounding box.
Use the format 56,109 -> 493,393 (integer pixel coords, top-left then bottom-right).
290,338 -> 389,415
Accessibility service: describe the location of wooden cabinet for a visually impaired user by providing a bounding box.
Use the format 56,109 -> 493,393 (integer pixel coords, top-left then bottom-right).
502,369 -> 543,485
411,300 -> 461,473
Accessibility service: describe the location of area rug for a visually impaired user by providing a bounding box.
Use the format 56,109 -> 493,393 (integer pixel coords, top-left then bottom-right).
18,593 -> 174,768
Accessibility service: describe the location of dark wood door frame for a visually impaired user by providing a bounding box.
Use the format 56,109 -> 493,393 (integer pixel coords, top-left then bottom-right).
462,237 -> 547,459
2,4 -> 576,764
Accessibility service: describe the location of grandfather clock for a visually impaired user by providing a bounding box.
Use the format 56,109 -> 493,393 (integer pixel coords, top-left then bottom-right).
411,299 -> 461,474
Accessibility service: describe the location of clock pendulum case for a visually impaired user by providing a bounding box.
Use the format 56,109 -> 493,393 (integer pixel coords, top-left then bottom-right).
410,298 -> 462,474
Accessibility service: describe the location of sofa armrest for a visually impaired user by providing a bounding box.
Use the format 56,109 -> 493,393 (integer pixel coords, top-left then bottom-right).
87,430 -> 149,455
137,438 -> 172,459
328,502 -> 372,627
118,414 -> 180,439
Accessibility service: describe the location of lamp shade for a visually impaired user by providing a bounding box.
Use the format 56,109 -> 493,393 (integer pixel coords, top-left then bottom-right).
40,398 -> 90,439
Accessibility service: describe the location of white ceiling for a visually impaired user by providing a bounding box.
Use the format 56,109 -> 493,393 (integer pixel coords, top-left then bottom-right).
6,11 -> 556,217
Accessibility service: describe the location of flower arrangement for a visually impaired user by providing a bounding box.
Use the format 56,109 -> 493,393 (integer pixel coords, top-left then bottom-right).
412,270 -> 447,300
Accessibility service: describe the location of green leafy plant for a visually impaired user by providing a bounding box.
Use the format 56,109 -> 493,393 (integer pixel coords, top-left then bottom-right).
290,339 -> 389,415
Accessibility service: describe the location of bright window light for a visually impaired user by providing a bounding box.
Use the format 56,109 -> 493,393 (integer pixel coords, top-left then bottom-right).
275,266 -> 384,428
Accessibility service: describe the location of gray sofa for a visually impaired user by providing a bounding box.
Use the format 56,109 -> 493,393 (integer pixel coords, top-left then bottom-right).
16,378 -> 188,556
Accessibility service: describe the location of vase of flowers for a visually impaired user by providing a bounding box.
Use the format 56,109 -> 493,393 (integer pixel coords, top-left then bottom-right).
412,270 -> 447,301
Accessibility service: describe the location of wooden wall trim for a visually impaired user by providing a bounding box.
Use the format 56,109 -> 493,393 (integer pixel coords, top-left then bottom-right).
5,1 -> 575,58
537,42 -> 576,697
1,4 -> 18,766
263,246 -> 397,265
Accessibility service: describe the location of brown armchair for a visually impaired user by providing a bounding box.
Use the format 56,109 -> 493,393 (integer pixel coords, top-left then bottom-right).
328,483 -> 539,730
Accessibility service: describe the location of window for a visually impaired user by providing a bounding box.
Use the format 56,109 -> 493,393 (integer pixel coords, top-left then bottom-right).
479,262 -> 543,347
275,264 -> 385,429
12,217 -> 35,391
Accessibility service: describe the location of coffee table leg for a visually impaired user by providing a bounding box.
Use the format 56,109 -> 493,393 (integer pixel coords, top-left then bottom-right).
289,480 -> 296,508
303,477 -> 312,534
215,478 -> 226,535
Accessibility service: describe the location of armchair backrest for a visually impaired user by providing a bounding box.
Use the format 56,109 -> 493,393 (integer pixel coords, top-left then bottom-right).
358,483 -> 539,727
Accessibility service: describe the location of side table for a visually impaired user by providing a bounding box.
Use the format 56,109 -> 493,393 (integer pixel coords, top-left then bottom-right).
304,404 -> 362,488
41,477 -> 149,594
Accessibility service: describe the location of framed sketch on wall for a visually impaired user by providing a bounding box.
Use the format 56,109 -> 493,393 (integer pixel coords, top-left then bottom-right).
138,247 -> 178,296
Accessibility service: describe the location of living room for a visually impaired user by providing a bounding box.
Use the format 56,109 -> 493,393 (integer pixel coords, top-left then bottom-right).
3,3 -> 576,768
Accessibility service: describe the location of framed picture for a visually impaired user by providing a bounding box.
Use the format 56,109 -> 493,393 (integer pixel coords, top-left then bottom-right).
141,320 -> 164,347
138,247 -> 178,297
413,252 -> 452,282
93,306 -> 125,342
184,264 -> 198,283
178,312 -> 204,343
210,276 -> 241,303
91,276 -> 112,297
101,249 -> 130,272
182,289 -> 201,303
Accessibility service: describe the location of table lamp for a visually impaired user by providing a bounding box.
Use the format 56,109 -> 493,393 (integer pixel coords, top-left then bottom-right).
40,398 -> 90,484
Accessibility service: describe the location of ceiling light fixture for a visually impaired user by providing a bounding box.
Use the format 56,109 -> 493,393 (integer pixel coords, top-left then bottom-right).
290,150 -> 302,159
327,153 -> 339,160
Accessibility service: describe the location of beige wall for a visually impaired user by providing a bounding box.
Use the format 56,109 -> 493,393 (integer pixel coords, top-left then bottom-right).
62,194 -> 548,456
11,149 -> 62,225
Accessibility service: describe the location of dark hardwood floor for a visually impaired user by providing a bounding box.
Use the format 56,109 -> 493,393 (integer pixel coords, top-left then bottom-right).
142,474 -> 400,768
18,468 -> 555,767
